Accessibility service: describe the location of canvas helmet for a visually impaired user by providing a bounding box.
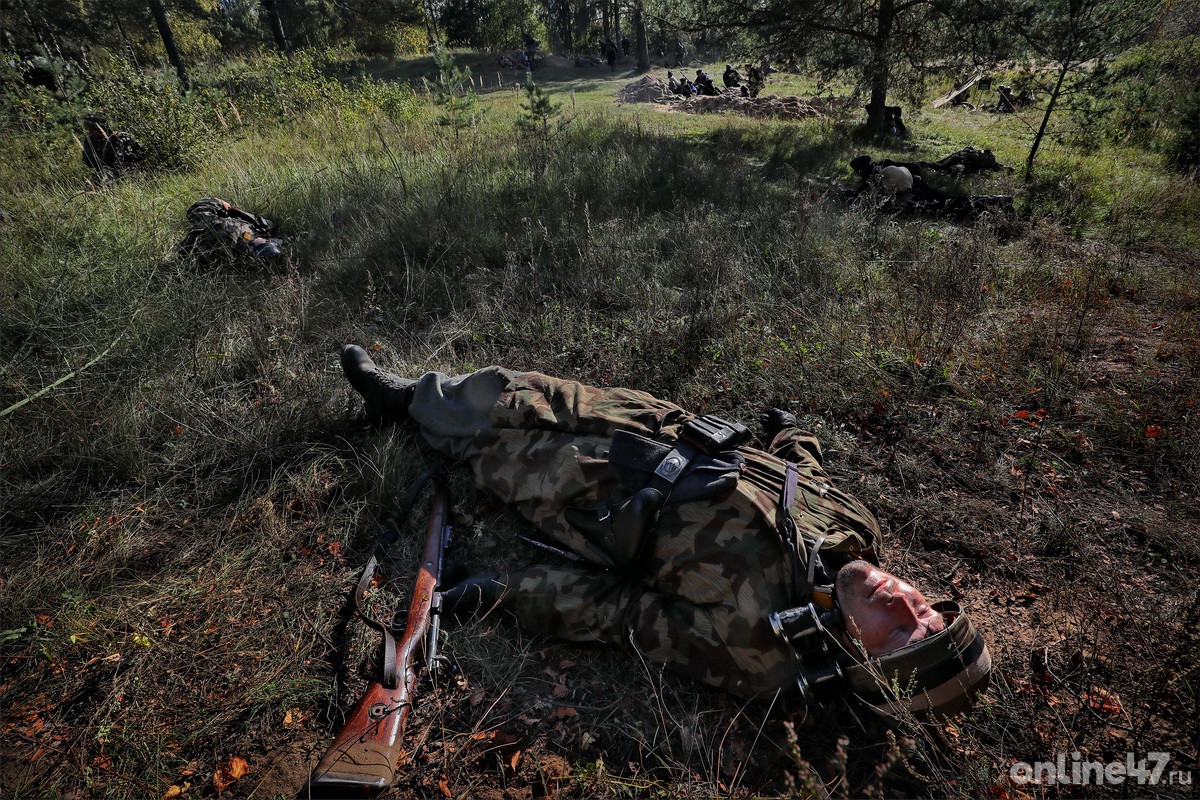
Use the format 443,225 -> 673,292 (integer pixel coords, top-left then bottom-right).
842,600 -> 991,718
772,597 -> 991,718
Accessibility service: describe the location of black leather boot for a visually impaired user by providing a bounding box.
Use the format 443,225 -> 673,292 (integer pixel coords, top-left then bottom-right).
340,344 -> 416,426
440,573 -> 510,621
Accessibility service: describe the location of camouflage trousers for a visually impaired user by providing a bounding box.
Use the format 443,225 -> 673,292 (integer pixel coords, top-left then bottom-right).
407,367 -> 881,699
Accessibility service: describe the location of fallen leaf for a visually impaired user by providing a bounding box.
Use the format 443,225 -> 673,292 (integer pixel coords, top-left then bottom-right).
1082,686 -> 1123,715
554,706 -> 576,719
438,775 -> 451,797
1144,425 -> 1163,438
213,756 -> 249,793
163,783 -> 190,799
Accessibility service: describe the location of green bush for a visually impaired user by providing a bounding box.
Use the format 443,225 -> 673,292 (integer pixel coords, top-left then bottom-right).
1167,83 -> 1200,172
84,71 -> 217,172
1106,34 -> 1200,158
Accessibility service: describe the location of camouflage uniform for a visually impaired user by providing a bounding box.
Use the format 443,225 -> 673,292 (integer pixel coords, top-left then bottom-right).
81,117 -> 146,183
182,197 -> 283,262
405,367 -> 881,699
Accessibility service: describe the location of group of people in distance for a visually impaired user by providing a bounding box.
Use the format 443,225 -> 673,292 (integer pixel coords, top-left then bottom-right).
667,62 -> 764,98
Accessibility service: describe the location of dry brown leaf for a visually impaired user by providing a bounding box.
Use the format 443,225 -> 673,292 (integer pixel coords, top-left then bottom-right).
162,784 -> 189,799
1082,686 -> 1123,715
212,756 -> 249,793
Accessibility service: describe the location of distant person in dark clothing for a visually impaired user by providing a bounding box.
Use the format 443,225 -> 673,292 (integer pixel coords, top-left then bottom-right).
722,64 -> 742,88
745,64 -> 764,98
621,36 -> 631,57
604,39 -> 617,71
81,115 -> 145,182
997,86 -> 1017,112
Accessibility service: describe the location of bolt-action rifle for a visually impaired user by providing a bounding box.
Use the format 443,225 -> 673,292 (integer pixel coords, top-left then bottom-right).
305,477 -> 453,797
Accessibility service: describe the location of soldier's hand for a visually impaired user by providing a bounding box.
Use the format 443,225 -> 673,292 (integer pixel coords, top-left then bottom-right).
759,407 -> 798,441
255,216 -> 274,233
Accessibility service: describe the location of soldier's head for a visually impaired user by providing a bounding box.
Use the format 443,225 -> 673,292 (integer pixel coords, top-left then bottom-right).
835,561 -> 943,655
83,114 -> 108,138
248,237 -> 282,260
832,561 -> 992,718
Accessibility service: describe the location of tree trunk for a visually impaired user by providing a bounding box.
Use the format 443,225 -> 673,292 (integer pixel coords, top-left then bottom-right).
865,0 -> 895,132
558,0 -> 573,52
542,0 -> 563,53
1024,61 -> 1070,180
424,0 -> 441,45
634,0 -> 649,73
602,0 -> 610,42
573,0 -> 591,53
261,0 -> 289,52
16,0 -> 50,57
147,0 -> 189,91
108,5 -> 140,67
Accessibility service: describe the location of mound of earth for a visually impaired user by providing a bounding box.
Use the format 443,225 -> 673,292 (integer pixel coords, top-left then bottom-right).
616,75 -> 680,103
679,91 -> 823,120
617,76 -> 825,121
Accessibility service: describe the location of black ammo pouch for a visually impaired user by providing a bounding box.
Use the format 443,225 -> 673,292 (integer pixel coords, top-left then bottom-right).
608,415 -> 750,503
564,415 -> 750,568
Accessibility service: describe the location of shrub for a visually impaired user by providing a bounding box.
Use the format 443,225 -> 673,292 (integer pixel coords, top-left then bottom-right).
1166,83 -> 1200,172
84,71 -> 217,172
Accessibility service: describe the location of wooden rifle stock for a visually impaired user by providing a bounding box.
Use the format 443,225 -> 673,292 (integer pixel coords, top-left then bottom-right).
305,488 -> 451,797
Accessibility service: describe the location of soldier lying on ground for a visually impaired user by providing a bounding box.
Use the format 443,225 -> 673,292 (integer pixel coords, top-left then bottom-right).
851,147 -> 1011,182
850,155 -> 1014,219
928,146 -> 1013,177
339,346 -> 993,717
178,197 -> 284,263
81,114 -> 145,183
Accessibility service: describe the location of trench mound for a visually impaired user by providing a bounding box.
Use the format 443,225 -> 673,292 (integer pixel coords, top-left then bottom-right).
617,76 -> 825,121
616,75 -> 680,103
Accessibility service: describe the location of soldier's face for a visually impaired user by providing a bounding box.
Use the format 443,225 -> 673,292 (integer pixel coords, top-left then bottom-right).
836,561 -> 944,656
